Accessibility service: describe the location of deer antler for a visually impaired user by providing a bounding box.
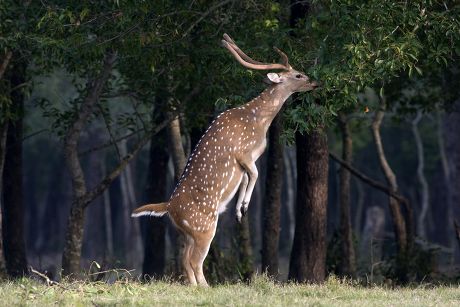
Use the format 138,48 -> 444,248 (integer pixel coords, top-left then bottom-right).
222,33 -> 291,71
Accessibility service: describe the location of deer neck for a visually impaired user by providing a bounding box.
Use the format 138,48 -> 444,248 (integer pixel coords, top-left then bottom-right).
247,84 -> 292,132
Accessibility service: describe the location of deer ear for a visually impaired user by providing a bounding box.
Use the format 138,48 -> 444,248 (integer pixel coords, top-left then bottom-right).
266,73 -> 283,83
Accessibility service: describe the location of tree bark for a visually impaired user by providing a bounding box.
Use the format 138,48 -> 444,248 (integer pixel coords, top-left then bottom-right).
0,51 -> 11,278
167,117 -> 187,183
62,51 -> 117,277
0,51 -> 12,80
437,109 -> 455,263
166,115 -> 187,277
442,99 -> 460,262
236,214 -> 254,280
371,103 -> 408,254
2,68 -> 28,277
0,121 -> 7,278
288,129 -> 328,283
143,127 -> 168,278
411,112 -> 429,239
118,139 -> 143,269
337,113 -> 356,277
262,113 -> 284,277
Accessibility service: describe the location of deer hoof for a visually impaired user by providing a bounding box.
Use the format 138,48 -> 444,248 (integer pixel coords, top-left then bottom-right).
236,211 -> 242,223
242,202 -> 248,216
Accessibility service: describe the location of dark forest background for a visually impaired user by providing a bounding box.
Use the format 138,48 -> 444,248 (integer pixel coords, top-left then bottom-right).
1,0 -> 460,284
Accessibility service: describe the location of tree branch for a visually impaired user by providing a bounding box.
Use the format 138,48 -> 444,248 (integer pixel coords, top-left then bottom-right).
82,117 -> 174,207
0,51 -> 13,81
64,50 -> 117,199
182,0 -> 233,38
78,129 -> 142,157
329,151 -> 409,205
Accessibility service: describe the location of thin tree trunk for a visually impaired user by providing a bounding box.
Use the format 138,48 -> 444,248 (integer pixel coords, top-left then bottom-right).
167,117 -> 187,182
119,139 -> 143,269
337,113 -> 356,277
0,50 -> 12,80
60,76 -> 170,277
236,214 -> 254,280
62,115 -> 166,277
62,51 -> 117,277
0,122 -> 8,278
371,102 -> 408,254
262,113 -> 284,277
411,112 -> 429,239
166,115 -> 187,277
284,148 -> 296,241
143,126 -> 168,278
288,129 -> 328,283
0,51 -> 10,276
102,180 -> 113,260
437,110 -> 455,264
354,180 -> 365,235
441,99 -> 460,263
2,60 -> 28,278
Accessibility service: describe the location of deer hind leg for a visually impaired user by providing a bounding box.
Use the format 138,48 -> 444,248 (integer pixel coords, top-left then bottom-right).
182,235 -> 197,285
236,172 -> 249,222
189,226 -> 216,287
237,159 -> 258,215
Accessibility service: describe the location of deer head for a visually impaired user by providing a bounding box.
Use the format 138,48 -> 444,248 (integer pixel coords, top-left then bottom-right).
221,33 -> 319,93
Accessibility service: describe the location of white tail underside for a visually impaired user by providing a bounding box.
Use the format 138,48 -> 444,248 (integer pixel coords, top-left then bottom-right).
131,211 -> 167,218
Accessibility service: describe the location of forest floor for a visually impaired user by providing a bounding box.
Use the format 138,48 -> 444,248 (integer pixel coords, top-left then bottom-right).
0,275 -> 459,306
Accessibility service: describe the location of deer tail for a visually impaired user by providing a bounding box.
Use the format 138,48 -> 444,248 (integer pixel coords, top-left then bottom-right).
131,202 -> 169,218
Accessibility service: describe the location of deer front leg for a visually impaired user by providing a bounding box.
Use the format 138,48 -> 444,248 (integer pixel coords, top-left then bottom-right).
236,173 -> 249,222
237,159 -> 259,219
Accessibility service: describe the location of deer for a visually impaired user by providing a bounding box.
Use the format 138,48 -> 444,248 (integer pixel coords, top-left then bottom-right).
132,33 -> 319,286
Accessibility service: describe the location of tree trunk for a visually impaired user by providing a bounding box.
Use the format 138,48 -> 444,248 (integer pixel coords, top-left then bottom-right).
167,117 -> 187,182
284,148 -> 296,244
437,109 -> 455,263
143,127 -> 168,278
0,56 -> 9,276
61,51 -> 117,277
371,103 -> 408,253
442,99 -> 460,262
262,113 -> 284,277
166,115 -> 187,277
102,176 -> 114,260
337,113 -> 356,277
2,63 -> 28,278
0,121 -> 7,278
354,180 -> 365,235
288,129 -> 328,283
411,112 -> 429,239
0,50 -> 12,80
236,214 -> 254,281
61,202 -> 85,277
119,139 -> 143,269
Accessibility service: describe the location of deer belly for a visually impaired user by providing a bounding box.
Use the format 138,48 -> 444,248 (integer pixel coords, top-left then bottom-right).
217,171 -> 243,214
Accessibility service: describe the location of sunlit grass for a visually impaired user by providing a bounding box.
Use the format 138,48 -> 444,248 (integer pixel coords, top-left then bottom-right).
0,274 -> 459,306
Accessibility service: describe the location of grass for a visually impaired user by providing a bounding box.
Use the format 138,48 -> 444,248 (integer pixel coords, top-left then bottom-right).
0,275 -> 459,306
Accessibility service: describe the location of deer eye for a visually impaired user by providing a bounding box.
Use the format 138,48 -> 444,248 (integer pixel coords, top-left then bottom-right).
295,74 -> 302,79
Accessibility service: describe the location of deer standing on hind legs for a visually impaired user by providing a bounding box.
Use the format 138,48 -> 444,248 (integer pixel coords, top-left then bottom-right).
132,34 -> 319,286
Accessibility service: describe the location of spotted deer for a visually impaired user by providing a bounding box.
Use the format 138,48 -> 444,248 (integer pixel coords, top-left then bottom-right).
132,34 -> 319,286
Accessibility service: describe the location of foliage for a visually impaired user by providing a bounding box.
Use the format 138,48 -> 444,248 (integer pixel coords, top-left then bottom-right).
283,0 -> 460,136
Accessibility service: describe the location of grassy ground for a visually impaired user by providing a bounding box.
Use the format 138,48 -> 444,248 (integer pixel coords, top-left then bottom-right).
0,275 -> 459,306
